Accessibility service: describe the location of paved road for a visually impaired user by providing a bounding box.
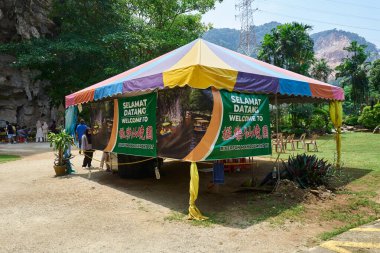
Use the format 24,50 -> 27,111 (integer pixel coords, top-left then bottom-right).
304,219 -> 380,253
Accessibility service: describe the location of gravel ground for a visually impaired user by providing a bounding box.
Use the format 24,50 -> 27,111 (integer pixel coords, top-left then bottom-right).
0,143 -> 321,253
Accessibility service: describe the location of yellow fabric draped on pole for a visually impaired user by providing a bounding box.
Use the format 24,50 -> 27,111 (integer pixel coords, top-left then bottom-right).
329,101 -> 343,168
188,162 -> 208,220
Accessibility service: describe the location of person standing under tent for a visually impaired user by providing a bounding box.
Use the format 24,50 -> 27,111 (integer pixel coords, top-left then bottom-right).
42,122 -> 49,142
35,120 -> 43,142
81,128 -> 94,169
76,119 -> 87,149
100,152 -> 111,172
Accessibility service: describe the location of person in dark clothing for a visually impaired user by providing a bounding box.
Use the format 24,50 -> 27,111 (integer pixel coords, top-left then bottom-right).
49,120 -> 58,134
81,128 -> 94,168
6,121 -> 15,144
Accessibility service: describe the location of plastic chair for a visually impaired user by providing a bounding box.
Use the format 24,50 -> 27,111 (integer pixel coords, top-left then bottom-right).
285,134 -> 295,151
272,133 -> 285,153
295,133 -> 306,151
305,134 -> 318,152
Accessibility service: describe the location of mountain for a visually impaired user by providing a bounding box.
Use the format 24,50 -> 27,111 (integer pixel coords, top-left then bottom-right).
311,29 -> 379,68
203,21 -> 280,52
203,22 -> 380,68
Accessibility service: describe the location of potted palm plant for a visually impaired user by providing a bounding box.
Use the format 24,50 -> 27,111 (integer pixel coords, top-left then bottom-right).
48,130 -> 73,176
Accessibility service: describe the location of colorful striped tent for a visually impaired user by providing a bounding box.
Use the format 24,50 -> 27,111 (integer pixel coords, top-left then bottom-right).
65,39 -> 344,107
65,39 -> 345,221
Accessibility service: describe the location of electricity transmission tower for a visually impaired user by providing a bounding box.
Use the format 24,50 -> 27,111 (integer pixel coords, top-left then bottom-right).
236,0 -> 258,56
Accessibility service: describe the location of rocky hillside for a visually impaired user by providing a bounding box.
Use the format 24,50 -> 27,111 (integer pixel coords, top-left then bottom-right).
203,23 -> 380,68
0,0 -> 58,127
203,21 -> 280,54
311,29 -> 379,68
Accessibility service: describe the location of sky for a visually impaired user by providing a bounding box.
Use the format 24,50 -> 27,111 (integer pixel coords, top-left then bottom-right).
202,0 -> 380,48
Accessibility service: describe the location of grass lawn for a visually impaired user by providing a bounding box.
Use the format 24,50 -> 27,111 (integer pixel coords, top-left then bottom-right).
270,132 -> 380,173
166,132 -> 379,240
269,132 -> 380,240
0,154 -> 21,164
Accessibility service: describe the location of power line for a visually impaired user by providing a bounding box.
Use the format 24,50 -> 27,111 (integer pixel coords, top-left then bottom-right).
323,0 -> 380,11
257,0 -> 380,23
259,9 -> 380,33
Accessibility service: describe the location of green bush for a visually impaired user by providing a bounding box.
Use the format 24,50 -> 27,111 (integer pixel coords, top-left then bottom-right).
344,115 -> 359,126
310,114 -> 326,132
358,103 -> 380,129
282,154 -> 335,189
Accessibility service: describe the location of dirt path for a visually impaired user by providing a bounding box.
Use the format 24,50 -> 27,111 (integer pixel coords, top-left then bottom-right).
0,148 -> 336,252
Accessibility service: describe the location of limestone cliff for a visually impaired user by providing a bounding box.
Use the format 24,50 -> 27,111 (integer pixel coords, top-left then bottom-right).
0,0 -> 57,127
311,29 -> 379,69
0,0 -> 55,42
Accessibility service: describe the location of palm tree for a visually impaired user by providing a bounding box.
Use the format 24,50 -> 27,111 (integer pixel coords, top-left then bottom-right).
258,22 -> 314,75
335,41 -> 370,109
311,58 -> 332,82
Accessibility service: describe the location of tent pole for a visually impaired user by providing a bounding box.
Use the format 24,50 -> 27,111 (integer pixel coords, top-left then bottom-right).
329,101 -> 342,168
275,94 -> 280,188
275,94 -> 279,135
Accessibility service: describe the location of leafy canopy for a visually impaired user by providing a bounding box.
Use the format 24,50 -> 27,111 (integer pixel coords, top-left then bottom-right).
0,0 -> 220,105
335,41 -> 370,109
311,58 -> 332,83
258,22 -> 314,75
369,59 -> 380,99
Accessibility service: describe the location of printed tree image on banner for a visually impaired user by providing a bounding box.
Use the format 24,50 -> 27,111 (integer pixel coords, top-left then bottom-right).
112,93 -> 157,157
157,87 -> 213,159
206,90 -> 271,160
88,100 -> 114,150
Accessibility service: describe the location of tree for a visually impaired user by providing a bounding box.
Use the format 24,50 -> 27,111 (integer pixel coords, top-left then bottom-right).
310,58 -> 332,82
335,41 -> 370,109
258,22 -> 314,75
369,59 -> 380,99
0,0 -> 220,105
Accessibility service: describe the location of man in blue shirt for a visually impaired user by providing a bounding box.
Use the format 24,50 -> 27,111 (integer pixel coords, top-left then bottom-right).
76,119 -> 88,148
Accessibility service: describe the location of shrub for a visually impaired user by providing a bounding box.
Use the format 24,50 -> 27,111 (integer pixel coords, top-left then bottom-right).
358,103 -> 380,129
310,114 -> 326,133
282,154 -> 335,189
344,115 -> 359,126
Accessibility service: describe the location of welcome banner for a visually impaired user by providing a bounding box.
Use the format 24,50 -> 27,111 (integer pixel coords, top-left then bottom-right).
111,93 -> 157,157
205,90 -> 271,160
98,89 -> 270,160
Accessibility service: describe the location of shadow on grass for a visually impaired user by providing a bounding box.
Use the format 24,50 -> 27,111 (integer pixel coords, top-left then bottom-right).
344,167 -> 373,180
327,167 -> 373,189
61,160 -> 373,229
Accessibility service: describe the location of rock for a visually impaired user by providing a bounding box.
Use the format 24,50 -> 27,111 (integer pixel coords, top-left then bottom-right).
0,0 -> 59,127
0,54 -> 55,127
308,186 -> 335,201
0,0 -> 55,42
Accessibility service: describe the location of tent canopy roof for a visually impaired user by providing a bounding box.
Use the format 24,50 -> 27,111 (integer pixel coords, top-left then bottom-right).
65,39 -> 344,108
